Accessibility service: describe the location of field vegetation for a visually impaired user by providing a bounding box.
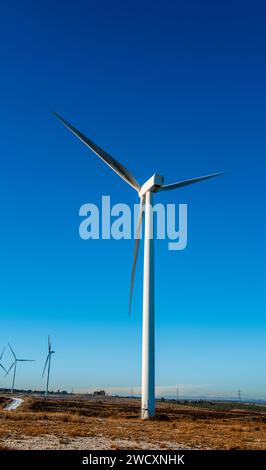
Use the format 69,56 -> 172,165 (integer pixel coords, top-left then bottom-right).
0,395 -> 265,450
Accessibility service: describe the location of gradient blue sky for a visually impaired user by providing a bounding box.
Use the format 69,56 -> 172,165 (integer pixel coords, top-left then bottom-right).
0,0 -> 265,398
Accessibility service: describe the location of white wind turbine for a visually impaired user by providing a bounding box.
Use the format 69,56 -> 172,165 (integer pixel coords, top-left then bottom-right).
42,336 -> 55,397
5,343 -> 35,394
53,111 -> 226,419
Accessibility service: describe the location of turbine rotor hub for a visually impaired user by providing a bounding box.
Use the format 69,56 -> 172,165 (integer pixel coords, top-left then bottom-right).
138,174 -> 164,198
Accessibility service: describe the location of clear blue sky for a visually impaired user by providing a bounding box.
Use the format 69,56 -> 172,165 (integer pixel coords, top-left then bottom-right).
0,0 -> 265,398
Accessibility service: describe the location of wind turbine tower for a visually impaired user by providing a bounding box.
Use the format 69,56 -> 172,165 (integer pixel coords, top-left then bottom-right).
42,336 -> 55,397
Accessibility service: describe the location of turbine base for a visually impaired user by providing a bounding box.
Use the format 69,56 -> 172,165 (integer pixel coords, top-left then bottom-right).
141,407 -> 155,419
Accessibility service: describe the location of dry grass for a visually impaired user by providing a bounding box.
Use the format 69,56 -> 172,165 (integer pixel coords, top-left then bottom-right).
0,444 -> 10,450
0,395 -> 266,450
0,397 -> 11,408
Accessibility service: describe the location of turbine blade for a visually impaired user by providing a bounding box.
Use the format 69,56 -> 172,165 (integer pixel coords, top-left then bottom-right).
158,171 -> 227,192
0,347 -> 5,361
8,343 -> 16,360
52,112 -> 140,192
5,361 -> 15,377
0,363 -> 7,374
129,196 -> 145,314
17,360 -> 34,362
48,335 -> 51,353
42,354 -> 49,378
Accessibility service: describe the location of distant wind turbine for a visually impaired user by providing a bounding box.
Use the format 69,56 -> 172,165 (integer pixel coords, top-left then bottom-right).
5,343 -> 35,394
0,347 -> 7,374
53,111 -> 226,419
42,336 -> 55,397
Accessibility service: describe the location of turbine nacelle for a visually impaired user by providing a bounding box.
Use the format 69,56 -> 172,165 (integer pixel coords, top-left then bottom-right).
138,174 -> 164,198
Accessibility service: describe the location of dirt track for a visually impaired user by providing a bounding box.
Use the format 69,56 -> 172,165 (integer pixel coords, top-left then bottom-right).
4,397 -> 23,411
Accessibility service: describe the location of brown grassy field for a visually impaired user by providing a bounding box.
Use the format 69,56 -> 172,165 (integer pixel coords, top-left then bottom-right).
0,397 -> 11,408
0,395 -> 266,450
